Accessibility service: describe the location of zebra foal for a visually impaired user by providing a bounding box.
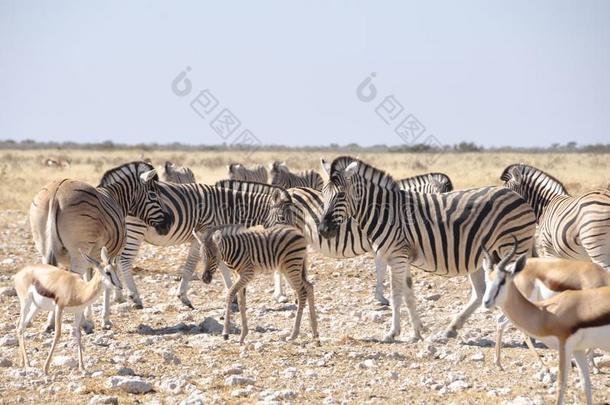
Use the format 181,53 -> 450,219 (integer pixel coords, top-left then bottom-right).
193,225 -> 319,345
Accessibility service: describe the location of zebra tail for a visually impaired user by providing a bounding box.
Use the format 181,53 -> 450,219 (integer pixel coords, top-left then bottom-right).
43,191 -> 61,266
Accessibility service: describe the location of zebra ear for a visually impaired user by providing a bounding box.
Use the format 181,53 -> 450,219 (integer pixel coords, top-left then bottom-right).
320,158 -> 331,177
212,230 -> 222,245
140,169 -> 158,184
343,161 -> 359,179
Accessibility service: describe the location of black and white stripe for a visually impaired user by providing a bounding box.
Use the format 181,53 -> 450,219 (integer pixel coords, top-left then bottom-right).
117,179 -> 292,308
228,163 -> 268,183
397,172 -> 453,193
196,224 -> 319,343
318,156 -> 537,342
29,161 -> 173,330
270,161 -> 324,190
501,164 -> 610,269
216,173 -> 453,305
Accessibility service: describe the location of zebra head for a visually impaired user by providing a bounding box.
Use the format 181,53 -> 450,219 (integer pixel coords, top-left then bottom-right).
135,169 -> 174,235
266,188 -> 295,227
159,161 -> 196,184
192,229 -> 221,284
318,158 -> 360,238
99,162 -> 174,235
481,236 -> 527,310
500,164 -> 568,218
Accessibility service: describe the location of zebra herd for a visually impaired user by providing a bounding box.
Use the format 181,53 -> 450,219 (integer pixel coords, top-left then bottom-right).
16,156 -> 610,403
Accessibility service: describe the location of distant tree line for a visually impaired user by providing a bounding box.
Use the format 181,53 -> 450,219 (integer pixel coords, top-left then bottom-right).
0,139 -> 609,153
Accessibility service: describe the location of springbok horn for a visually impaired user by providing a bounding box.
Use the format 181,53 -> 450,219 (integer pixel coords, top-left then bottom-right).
498,235 -> 519,269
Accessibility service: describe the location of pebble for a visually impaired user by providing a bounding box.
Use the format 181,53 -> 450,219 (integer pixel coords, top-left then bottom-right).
0,335 -> 18,347
223,364 -> 244,376
501,396 -> 544,405
282,366 -> 298,378
180,390 -> 206,405
471,351 -> 485,362
447,380 -> 471,392
159,377 -> 187,395
116,367 -> 135,376
105,376 -> 153,394
231,386 -> 254,398
158,349 -> 181,365
0,286 -> 16,297
224,375 -> 255,386
88,395 -> 119,405
359,359 -> 377,369
424,293 -> 441,301
0,356 -> 12,367
52,355 -> 78,369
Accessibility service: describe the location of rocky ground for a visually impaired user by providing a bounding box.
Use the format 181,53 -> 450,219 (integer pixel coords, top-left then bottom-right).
0,210 -> 609,404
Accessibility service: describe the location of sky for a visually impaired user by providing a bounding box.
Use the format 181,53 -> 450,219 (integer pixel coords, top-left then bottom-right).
1,1 -> 609,148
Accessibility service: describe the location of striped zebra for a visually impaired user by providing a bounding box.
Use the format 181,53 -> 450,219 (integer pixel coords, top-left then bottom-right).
216,172 -> 452,305
501,164 -> 610,270
193,224 -> 319,344
29,161 -> 173,331
397,172 -> 453,193
158,161 -> 196,183
228,163 -> 268,183
318,156 -> 537,342
117,180 -> 293,309
270,161 -> 324,190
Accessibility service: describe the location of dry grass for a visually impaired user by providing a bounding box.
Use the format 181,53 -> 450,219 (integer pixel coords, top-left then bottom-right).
1,149 -> 609,211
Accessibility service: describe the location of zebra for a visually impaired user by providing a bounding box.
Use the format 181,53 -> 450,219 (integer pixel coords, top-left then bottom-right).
270,161 -> 324,190
192,224 -> 319,345
117,180 -> 294,309
501,164 -> 610,270
216,171 -> 453,305
317,156 -> 537,342
29,161 -> 173,332
228,163 -> 268,183
158,161 -> 196,183
397,172 -> 453,193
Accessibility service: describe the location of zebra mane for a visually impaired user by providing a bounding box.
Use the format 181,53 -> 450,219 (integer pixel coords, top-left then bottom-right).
330,156 -> 398,191
399,172 -> 453,192
98,161 -> 156,187
214,179 -> 292,201
500,164 -> 568,194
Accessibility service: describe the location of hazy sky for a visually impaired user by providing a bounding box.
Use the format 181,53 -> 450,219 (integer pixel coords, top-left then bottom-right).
1,1 -> 609,147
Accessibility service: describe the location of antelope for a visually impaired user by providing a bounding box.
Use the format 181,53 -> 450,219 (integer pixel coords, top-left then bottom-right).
482,237 -> 610,405
14,247 -> 122,374
494,257 -> 610,371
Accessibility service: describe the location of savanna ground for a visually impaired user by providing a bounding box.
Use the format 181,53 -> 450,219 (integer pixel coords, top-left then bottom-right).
0,149 -> 609,404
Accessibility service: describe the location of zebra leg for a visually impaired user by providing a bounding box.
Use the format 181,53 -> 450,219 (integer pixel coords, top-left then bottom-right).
303,277 -> 320,345
218,262 -> 239,312
374,255 -> 389,306
401,263 -> 423,342
177,240 -> 201,309
237,288 -> 248,344
273,271 -> 288,303
223,270 -> 253,341
117,222 -> 146,308
443,268 -> 486,338
284,268 -> 307,342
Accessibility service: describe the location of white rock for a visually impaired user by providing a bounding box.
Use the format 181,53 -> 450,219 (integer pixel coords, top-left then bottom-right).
0,286 -> 16,297
231,386 -> 254,397
88,395 -> 118,405
224,375 -> 255,386
1,258 -> 15,265
52,355 -> 78,368
0,356 -> 12,367
358,359 -> 377,369
388,371 -> 399,380
448,380 -> 471,392
223,364 -> 244,376
159,377 -> 187,395
0,335 -> 18,347
471,351 -> 485,362
282,367 -> 298,378
180,390 -> 206,405
501,396 -> 544,405
105,376 -> 153,394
